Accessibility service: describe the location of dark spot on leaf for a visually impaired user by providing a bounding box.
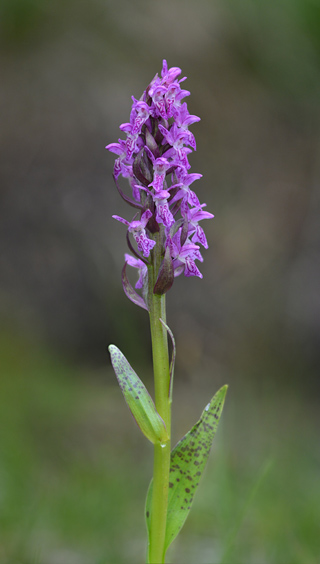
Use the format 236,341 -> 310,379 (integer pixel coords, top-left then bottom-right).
185,488 -> 190,493
169,482 -> 173,488
146,511 -> 149,518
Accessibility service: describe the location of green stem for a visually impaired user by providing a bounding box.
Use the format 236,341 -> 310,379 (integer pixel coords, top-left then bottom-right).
147,234 -> 171,564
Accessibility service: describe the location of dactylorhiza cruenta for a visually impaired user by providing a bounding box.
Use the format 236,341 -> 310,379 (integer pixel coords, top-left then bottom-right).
106,60 -> 227,564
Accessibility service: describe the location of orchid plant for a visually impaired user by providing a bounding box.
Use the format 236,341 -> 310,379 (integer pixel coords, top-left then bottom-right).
106,60 -> 227,564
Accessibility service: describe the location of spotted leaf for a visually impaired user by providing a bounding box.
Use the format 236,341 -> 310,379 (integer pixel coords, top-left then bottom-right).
145,385 -> 227,553
109,345 -> 169,444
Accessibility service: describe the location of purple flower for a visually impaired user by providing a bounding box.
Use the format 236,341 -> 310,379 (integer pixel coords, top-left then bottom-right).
106,139 -> 129,179
159,123 -> 193,156
106,59 -> 214,299
170,172 -> 202,208
165,84 -> 190,118
130,99 -> 151,135
152,190 -> 175,227
186,205 -> 214,249
175,102 -> 200,149
125,254 -> 148,289
169,230 -> 204,279
147,153 -> 171,193
149,85 -> 168,118
113,210 -> 156,257
160,60 -> 182,85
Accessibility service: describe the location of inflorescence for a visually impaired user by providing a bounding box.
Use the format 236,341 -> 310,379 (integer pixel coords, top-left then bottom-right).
106,60 -> 213,304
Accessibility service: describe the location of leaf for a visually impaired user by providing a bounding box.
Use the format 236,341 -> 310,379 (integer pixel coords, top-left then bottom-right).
145,385 -> 227,553
108,345 -> 169,445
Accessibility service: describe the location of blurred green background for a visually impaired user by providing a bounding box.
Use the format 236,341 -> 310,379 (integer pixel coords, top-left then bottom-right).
1,1 -> 320,562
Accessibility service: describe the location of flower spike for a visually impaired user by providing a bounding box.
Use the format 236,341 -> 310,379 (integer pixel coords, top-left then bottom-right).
106,60 -> 214,305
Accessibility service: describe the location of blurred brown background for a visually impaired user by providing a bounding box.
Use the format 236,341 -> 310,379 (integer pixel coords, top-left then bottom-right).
2,0 -> 320,378
1,1 -> 320,563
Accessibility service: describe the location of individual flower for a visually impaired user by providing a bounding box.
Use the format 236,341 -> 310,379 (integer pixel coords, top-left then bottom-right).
152,190 -> 175,227
145,151 -> 171,193
125,254 -> 148,289
165,83 -> 190,118
175,102 -> 200,149
170,172 -> 202,208
186,205 -> 214,249
112,210 -> 156,257
169,230 -> 204,279
130,99 -> 151,135
149,85 -> 168,118
158,123 -> 194,157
